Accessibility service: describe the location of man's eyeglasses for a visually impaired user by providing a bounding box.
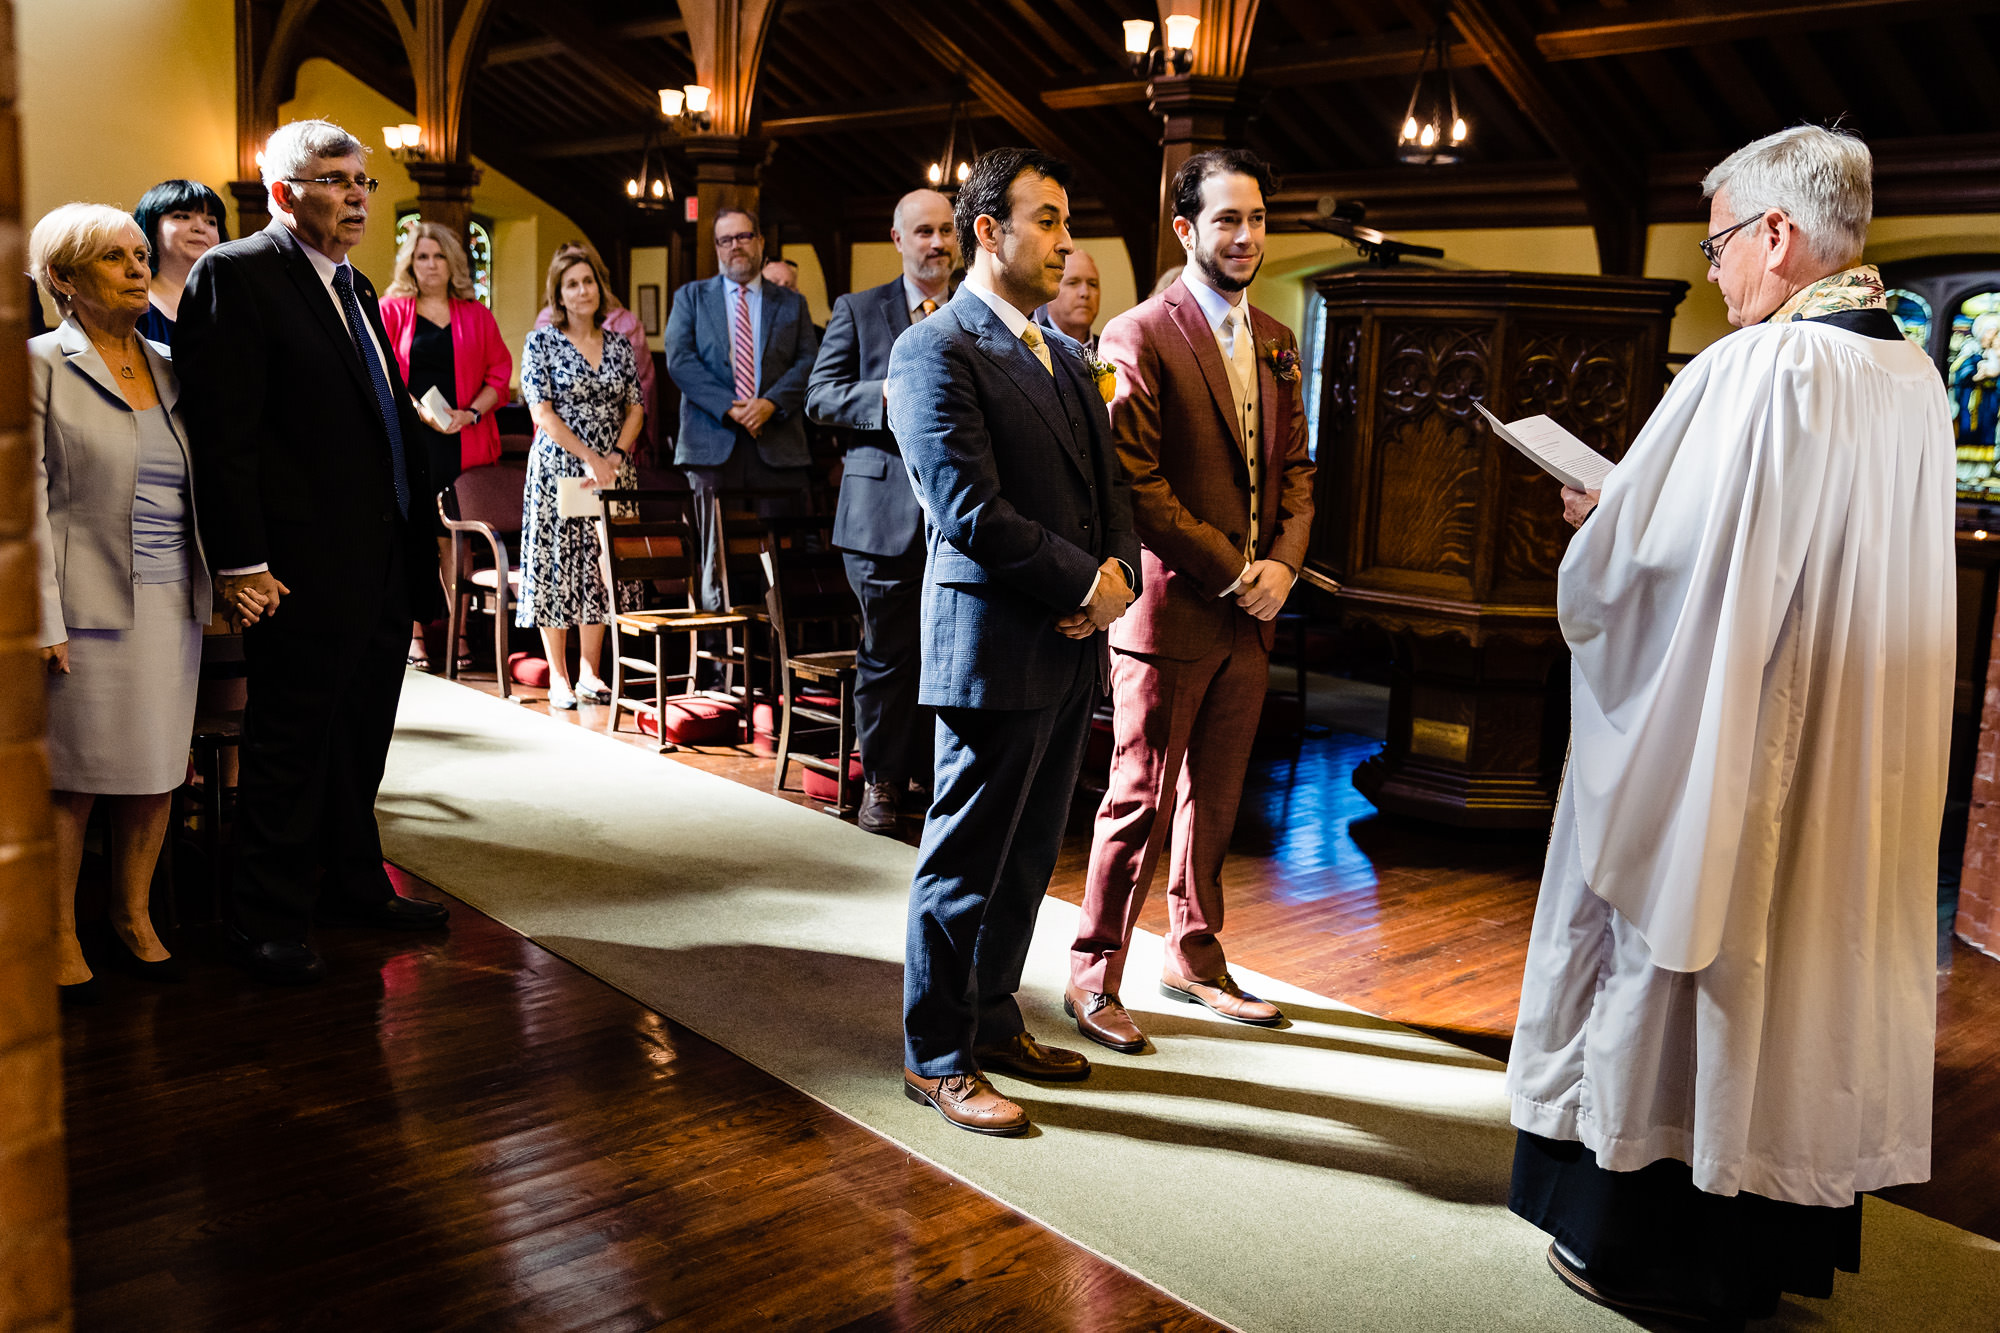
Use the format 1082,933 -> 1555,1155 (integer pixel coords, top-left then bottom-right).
714,230 -> 759,248
1698,215 -> 1760,267
286,174 -> 380,195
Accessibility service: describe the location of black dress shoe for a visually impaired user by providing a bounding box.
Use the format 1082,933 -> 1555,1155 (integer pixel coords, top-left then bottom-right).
857,780 -> 901,835
227,930 -> 327,986
316,894 -> 451,931
58,977 -> 103,1007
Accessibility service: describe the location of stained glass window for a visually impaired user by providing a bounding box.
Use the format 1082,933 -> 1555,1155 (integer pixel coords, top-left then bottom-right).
1884,288 -> 1931,352
1949,291 -> 2000,501
392,211 -> 493,309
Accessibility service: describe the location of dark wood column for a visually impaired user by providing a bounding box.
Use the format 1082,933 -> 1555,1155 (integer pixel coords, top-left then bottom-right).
0,0 -> 72,1323
684,136 -> 767,279
1146,74 -> 1242,279
405,159 -> 484,243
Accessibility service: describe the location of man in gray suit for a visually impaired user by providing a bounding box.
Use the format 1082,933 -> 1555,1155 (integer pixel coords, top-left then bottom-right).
889,148 -> 1138,1136
806,187 -> 956,834
664,208 -> 819,615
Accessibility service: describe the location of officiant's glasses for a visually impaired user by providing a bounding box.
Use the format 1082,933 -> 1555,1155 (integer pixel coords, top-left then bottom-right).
1699,216 -> 1760,266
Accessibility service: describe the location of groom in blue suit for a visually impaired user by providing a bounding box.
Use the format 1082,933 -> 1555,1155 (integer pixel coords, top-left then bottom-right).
889,147 -> 1140,1136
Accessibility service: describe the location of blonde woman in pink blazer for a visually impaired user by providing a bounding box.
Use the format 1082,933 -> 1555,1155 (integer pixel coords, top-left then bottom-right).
380,221 -> 513,670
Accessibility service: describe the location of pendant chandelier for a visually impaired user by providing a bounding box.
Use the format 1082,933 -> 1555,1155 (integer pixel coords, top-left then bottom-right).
1397,6 -> 1468,166
925,94 -> 977,191
625,120 -> 675,209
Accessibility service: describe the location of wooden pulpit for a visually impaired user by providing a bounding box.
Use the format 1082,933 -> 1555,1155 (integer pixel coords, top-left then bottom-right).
1305,269 -> 1688,827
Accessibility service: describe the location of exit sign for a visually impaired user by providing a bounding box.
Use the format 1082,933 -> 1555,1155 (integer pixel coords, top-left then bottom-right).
685,197 -> 699,222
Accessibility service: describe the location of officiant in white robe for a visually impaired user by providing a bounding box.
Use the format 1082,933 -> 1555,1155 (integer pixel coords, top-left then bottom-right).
1505,125 -> 1956,1325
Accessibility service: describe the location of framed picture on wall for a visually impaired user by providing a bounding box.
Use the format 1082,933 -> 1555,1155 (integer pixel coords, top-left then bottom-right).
637,284 -> 662,336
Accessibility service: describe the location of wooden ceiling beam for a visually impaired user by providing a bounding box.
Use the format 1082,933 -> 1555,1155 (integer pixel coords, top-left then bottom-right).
495,0 -> 668,122
484,16 -> 687,68
1534,0 -> 2000,62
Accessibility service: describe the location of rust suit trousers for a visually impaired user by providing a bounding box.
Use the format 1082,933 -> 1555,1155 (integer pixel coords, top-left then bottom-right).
1072,607 -> 1268,993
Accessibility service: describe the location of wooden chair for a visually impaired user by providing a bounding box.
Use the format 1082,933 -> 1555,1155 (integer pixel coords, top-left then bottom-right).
761,515 -> 864,814
441,461 -> 527,699
595,488 -> 756,752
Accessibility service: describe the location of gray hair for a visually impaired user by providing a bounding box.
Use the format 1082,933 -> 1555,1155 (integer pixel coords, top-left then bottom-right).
261,119 -> 367,201
27,203 -> 142,313
1701,125 -> 1873,267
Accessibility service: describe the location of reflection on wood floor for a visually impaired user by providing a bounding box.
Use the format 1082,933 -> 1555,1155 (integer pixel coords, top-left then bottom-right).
61,666 -> 2000,1329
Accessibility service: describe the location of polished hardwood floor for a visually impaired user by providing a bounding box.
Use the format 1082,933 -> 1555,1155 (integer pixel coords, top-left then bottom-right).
61,665 -> 2000,1330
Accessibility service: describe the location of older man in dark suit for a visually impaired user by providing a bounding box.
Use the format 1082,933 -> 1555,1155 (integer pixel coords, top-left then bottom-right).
664,208 -> 820,616
806,187 -> 956,834
889,148 -> 1139,1136
175,119 -> 445,984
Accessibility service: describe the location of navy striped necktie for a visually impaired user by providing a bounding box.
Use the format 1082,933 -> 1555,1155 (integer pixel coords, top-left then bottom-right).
332,265 -> 410,519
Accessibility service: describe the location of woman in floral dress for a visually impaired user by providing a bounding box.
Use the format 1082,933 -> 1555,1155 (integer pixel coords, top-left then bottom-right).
515,246 -> 643,710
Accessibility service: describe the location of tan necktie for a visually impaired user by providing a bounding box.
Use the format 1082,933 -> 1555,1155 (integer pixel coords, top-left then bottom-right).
917,298 -> 938,320
1222,306 -> 1260,559
1020,322 -> 1054,376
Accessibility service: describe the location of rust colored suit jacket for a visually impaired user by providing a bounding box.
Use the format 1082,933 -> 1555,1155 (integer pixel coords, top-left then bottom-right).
1102,278 -> 1315,661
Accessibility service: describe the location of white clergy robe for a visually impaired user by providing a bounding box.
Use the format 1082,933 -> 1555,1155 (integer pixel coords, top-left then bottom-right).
1505,316 -> 1956,1207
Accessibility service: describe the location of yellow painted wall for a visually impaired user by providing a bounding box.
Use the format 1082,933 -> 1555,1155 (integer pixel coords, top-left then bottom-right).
281,60 -> 592,383
18,0 -> 237,321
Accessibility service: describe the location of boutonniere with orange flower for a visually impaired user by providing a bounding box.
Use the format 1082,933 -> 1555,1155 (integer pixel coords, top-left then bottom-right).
1082,347 -> 1118,403
1262,339 -> 1302,384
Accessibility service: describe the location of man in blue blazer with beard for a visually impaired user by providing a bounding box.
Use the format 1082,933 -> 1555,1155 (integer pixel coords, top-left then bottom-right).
664,208 -> 819,617
888,147 -> 1140,1136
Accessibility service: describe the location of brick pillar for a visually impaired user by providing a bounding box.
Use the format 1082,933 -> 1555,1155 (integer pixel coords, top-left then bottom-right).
0,1 -> 75,1327
1959,616 -> 2000,959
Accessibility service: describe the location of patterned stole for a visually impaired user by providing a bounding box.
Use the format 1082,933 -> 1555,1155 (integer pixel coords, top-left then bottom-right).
1765,265 -> 1887,324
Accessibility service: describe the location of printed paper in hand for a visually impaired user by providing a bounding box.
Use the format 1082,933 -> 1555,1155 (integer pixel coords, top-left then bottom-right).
1475,403 -> 1614,491
557,476 -> 601,519
419,386 -> 457,431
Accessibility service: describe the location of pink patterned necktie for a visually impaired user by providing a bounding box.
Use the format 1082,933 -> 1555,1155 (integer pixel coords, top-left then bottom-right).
732,284 -> 756,400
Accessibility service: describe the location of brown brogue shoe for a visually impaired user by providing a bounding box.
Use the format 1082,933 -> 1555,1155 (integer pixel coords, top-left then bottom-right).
1063,983 -> 1147,1053
973,1031 -> 1091,1082
1159,966 -> 1282,1026
903,1068 -> 1030,1136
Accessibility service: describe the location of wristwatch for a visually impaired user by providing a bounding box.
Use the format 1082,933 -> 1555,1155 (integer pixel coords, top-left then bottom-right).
468,408 -> 482,424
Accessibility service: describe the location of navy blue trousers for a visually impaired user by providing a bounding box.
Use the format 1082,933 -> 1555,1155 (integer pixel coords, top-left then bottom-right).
902,679 -> 1095,1075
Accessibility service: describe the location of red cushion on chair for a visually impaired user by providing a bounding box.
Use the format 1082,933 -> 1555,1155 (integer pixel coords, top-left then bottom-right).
634,695 -> 739,745
508,653 -> 550,688
802,753 -> 865,801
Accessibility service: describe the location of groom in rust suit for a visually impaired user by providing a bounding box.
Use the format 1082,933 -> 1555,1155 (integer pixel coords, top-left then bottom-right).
1066,149 -> 1316,1052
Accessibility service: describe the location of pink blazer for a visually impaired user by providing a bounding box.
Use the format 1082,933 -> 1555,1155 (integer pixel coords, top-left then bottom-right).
380,295 -> 514,469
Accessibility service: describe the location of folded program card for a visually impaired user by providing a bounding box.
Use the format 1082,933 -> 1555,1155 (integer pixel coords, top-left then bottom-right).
556,475 -> 601,519
419,385 -> 457,429
1475,402 -> 1614,492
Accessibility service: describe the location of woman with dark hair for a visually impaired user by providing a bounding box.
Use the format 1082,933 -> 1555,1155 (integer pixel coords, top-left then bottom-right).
535,240 -> 658,455
380,221 -> 513,670
515,246 -> 643,710
131,179 -> 229,344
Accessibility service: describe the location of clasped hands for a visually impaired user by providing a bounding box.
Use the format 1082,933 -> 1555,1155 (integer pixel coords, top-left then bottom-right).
727,396 -> 776,438
1560,486 -> 1601,530
1234,559 -> 1295,621
1055,559 -> 1135,640
219,570 -> 291,627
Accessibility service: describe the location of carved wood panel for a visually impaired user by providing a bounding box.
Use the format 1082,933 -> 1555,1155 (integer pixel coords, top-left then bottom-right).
1501,327 -> 1644,587
1370,322 -> 1489,585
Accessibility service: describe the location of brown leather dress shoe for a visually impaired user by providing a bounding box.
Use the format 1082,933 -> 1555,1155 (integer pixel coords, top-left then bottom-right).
1063,983 -> 1147,1053
1159,965 -> 1282,1025
858,780 -> 901,835
973,1031 -> 1091,1081
903,1068 -> 1030,1135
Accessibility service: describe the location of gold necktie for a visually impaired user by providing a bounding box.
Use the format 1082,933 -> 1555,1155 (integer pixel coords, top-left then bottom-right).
1225,307 -> 1260,559
917,298 -> 938,320
1020,322 -> 1054,376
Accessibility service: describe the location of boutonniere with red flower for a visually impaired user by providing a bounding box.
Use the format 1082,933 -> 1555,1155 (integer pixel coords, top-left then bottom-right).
1263,340 -> 1302,384
1082,347 -> 1119,403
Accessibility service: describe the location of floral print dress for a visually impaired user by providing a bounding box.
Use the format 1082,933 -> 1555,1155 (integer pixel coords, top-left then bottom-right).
515,324 -> 641,627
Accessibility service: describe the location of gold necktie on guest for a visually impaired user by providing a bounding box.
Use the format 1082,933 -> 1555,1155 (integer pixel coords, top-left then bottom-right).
918,298 -> 938,320
1020,322 -> 1054,376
